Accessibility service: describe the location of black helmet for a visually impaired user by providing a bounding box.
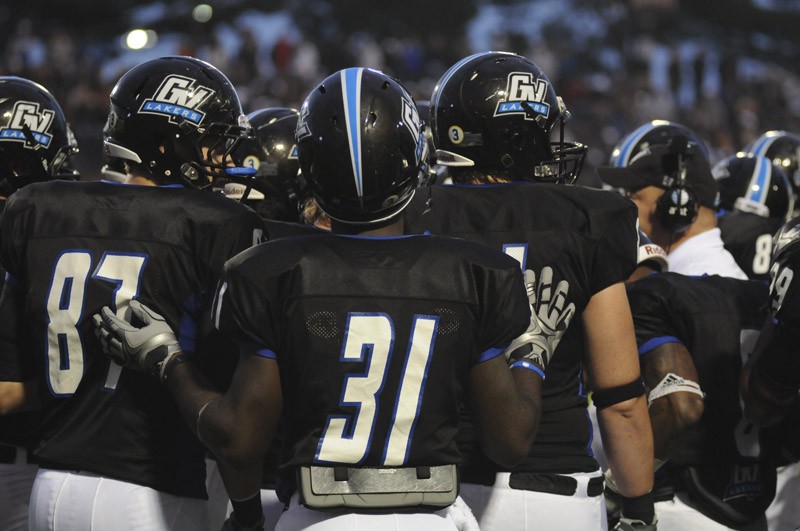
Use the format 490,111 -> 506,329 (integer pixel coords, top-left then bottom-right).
296,67 -> 424,225
225,107 -> 306,222
712,153 -> 793,221
0,76 -> 79,195
430,51 -> 586,183
609,119 -> 710,168
772,216 -> 800,269
744,130 -> 800,198
103,56 -> 251,189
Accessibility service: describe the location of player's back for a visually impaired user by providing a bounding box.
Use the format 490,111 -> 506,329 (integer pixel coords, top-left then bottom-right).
215,232 -> 529,480
405,182 -> 638,473
0,179 -> 264,498
718,211 -> 783,281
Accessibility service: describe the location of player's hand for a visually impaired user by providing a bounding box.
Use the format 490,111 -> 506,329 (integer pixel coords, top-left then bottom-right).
220,514 -> 265,531
504,266 -> 576,369
92,300 -> 182,383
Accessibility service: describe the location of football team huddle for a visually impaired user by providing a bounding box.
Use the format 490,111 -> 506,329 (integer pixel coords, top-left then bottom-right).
0,50 -> 799,531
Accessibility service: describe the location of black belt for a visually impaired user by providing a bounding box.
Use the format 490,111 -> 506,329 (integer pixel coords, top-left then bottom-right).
508,472 -> 605,497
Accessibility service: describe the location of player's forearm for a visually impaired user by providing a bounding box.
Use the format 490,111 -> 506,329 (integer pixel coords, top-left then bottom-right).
0,379 -> 37,414
164,358 -> 238,461
649,391 -> 704,459
481,368 -> 542,467
598,394 -> 654,497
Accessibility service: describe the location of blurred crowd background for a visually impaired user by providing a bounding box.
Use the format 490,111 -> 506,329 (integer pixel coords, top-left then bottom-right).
2,0 -> 800,185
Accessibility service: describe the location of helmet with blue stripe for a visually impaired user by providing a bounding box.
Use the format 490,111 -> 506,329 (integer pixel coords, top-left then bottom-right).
743,130 -> 800,199
296,68 -> 424,225
712,153 -> 793,221
609,120 -> 710,168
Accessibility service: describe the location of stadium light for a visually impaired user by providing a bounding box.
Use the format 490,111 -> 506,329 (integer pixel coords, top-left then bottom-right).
193,4 -> 213,23
124,29 -> 157,50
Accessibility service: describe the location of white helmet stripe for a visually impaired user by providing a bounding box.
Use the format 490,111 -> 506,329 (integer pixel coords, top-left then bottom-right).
341,68 -> 364,199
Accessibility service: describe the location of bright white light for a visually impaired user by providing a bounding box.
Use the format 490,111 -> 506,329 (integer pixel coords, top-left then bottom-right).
124,29 -> 157,50
193,4 -> 213,23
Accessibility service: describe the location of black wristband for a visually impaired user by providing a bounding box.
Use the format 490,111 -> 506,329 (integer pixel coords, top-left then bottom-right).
621,490 -> 655,523
231,492 -> 263,527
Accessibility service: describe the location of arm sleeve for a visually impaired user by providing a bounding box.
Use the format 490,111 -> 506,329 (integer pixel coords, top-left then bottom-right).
197,209 -> 267,295
211,258 -> 284,360
626,278 -> 685,356
590,199 -> 639,294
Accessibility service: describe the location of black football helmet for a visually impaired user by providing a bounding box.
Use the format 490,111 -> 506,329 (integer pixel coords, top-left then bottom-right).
712,154 -> 793,221
0,76 -> 79,195
772,216 -> 800,269
225,107 -> 306,222
744,130 -> 800,198
608,119 -> 710,168
430,51 -> 586,183
103,56 -> 252,189
296,67 -> 425,225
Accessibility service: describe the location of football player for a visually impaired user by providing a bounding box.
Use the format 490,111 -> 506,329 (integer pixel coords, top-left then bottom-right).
713,153 -> 794,281
744,130 -> 800,217
0,75 -> 79,531
223,107 -> 307,223
597,122 -> 747,279
403,52 -> 655,531
0,57 -> 265,531
741,216 -> 800,530
622,262 -> 782,529
91,66 -> 565,531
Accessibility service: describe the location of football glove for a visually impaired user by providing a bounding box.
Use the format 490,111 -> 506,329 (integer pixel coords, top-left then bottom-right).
92,300 -> 182,383
504,266 -> 576,369
220,514 -> 265,531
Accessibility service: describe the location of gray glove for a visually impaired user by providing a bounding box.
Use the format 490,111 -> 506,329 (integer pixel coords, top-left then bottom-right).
504,266 -> 576,369
92,300 -> 182,383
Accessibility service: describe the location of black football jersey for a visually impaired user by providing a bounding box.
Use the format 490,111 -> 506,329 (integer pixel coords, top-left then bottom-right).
213,233 -> 530,486
718,211 -> 783,281
0,180 -> 265,498
405,182 -> 639,473
769,227 -> 800,331
0,199 -> 39,454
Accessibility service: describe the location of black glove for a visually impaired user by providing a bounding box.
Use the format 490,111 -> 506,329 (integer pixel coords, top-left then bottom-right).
606,488 -> 657,531
92,300 -> 182,383
504,266 -> 576,369
220,514 -> 265,531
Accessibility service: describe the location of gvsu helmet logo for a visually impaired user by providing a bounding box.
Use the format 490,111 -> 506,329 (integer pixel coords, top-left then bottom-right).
401,97 -> 424,163
0,101 -> 55,148
139,75 -> 215,126
494,72 -> 551,120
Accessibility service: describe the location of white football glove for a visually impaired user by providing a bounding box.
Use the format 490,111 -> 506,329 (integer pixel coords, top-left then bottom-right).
504,266 -> 576,369
92,300 -> 182,383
